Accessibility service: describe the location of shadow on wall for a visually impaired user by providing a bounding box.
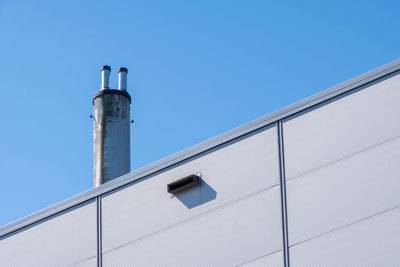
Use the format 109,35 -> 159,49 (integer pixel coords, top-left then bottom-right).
174,179 -> 217,209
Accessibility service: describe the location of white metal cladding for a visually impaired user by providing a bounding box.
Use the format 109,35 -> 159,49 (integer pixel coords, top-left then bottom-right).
282,70 -> 400,180
286,136 -> 400,245
239,251 -> 284,267
0,200 -> 97,266
2,59 -> 400,240
101,124 -> 279,254
0,59 -> 400,266
289,207 -> 400,266
102,188 -> 283,266
70,257 -> 97,267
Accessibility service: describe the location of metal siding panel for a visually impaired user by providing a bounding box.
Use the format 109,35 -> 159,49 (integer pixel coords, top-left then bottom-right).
290,207 -> 400,267
0,201 -> 97,266
101,125 -> 279,253
103,188 -> 282,266
283,72 -> 400,180
287,137 -> 400,245
239,251 -> 284,267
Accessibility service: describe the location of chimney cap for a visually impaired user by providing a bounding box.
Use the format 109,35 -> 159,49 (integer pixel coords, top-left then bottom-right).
101,65 -> 111,71
118,67 -> 128,73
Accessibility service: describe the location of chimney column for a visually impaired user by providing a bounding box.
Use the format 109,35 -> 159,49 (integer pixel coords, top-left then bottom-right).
93,65 -> 131,187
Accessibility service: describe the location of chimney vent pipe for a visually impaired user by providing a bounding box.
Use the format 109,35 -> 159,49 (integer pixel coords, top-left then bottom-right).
101,65 -> 111,90
118,67 -> 128,91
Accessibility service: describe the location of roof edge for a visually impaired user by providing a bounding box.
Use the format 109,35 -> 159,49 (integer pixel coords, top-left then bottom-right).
2,58 -> 400,238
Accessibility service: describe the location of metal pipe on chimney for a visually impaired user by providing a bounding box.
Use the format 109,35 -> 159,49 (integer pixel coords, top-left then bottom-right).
93,66 -> 132,187
101,65 -> 111,90
118,67 -> 128,91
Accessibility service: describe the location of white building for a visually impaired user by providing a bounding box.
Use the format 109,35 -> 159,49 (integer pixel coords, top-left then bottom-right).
1,59 -> 400,266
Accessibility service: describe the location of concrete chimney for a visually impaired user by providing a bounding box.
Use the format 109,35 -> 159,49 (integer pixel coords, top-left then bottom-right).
93,66 -> 131,187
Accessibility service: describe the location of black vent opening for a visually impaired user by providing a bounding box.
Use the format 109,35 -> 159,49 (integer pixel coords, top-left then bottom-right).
167,174 -> 201,194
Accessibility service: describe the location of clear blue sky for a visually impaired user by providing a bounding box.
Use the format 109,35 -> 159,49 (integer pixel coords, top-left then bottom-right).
0,0 -> 398,226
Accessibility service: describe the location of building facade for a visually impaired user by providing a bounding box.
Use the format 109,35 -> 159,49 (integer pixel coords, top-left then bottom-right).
1,59 -> 400,266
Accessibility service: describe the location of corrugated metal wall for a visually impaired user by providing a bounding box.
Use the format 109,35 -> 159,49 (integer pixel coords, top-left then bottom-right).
1,70 -> 399,266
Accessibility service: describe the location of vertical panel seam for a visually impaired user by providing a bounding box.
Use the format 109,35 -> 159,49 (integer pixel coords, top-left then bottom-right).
96,196 -> 103,267
278,120 -> 290,267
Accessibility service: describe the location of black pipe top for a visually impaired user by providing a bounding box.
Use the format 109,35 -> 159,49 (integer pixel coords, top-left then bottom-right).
101,65 -> 111,71
118,67 -> 128,73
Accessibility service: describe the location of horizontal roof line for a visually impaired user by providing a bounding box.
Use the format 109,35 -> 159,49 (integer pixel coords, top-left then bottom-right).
1,58 -> 400,238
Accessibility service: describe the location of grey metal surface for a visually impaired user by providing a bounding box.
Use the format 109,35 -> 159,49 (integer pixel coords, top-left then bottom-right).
0,200 -> 97,266
239,251 -> 284,267
282,70 -> 400,180
93,90 -> 131,186
101,125 -> 279,253
286,136 -> 400,245
289,207 -> 400,266
102,188 -> 283,266
1,58 -> 400,238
